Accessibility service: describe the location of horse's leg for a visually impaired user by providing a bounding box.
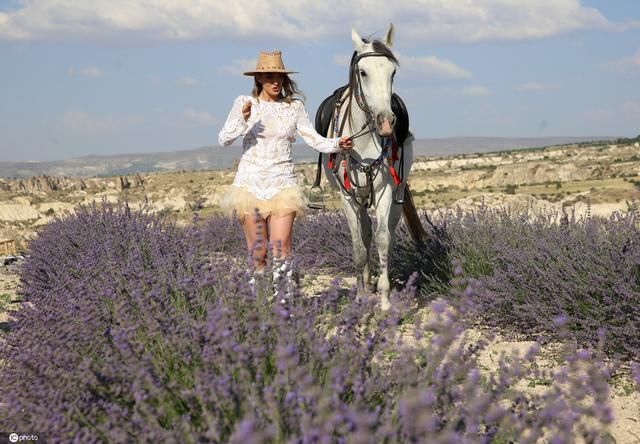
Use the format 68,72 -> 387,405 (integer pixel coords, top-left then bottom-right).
374,183 -> 402,311
342,195 -> 373,297
375,133 -> 414,310
360,205 -> 373,292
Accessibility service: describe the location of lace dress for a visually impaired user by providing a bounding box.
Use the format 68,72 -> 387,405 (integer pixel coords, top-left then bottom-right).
218,95 -> 340,219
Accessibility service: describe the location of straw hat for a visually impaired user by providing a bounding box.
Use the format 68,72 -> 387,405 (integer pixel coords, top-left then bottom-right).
243,51 -> 298,76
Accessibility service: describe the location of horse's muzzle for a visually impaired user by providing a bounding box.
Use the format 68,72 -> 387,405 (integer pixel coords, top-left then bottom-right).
376,112 -> 396,137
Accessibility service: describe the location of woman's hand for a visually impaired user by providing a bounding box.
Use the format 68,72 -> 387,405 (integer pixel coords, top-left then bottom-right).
338,136 -> 353,150
242,100 -> 252,122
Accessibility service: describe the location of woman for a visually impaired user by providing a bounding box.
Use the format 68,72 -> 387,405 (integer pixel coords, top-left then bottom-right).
218,50 -> 352,294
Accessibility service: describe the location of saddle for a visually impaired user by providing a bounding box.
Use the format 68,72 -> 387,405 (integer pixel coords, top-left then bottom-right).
314,85 -> 410,148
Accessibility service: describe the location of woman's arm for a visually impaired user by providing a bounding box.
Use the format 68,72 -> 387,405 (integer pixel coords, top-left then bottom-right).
218,96 -> 251,146
295,100 -> 341,153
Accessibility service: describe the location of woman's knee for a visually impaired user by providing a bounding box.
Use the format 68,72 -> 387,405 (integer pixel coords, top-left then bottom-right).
270,238 -> 291,257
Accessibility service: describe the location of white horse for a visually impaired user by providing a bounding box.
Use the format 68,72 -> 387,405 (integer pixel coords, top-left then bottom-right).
323,23 -> 415,311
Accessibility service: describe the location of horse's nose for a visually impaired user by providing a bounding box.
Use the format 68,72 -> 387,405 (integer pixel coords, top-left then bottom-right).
376,112 -> 396,127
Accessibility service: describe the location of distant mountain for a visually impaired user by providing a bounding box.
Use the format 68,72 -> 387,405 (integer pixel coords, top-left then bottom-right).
409,136 -> 615,157
0,136 -> 614,179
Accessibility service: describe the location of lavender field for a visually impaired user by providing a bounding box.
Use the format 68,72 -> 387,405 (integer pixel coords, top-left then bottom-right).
1,199 -> 639,443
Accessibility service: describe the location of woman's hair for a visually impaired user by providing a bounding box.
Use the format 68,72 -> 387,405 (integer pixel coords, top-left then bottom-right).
252,73 -> 306,104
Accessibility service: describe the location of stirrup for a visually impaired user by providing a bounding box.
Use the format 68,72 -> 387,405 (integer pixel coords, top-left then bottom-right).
394,182 -> 405,204
307,185 -> 325,210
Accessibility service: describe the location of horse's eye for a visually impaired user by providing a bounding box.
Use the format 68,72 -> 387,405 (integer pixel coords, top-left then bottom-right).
360,70 -> 367,77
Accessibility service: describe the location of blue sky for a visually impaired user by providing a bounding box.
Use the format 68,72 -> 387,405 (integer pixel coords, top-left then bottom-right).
0,0 -> 639,162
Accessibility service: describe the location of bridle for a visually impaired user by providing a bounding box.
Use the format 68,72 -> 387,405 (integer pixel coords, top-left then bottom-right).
342,51 -> 390,143
352,52 -> 388,125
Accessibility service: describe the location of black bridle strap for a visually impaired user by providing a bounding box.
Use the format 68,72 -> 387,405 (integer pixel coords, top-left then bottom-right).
346,121 -> 374,142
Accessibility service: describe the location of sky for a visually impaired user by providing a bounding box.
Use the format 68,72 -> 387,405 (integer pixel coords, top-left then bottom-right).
0,0 -> 639,162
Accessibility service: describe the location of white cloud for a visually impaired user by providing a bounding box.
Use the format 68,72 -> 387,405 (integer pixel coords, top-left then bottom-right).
62,110 -> 141,132
600,50 -> 640,74
517,82 -> 548,92
396,52 -> 471,80
176,76 -> 200,87
68,66 -> 106,77
184,107 -> 218,126
218,58 -> 256,76
0,1 -> 630,44
332,51 -> 471,80
461,86 -> 490,96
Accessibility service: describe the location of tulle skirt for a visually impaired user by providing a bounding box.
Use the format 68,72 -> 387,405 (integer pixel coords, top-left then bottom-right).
219,184 -> 307,220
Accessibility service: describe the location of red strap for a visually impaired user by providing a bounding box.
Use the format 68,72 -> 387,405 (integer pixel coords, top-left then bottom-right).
343,168 -> 351,190
387,137 -> 401,185
391,137 -> 398,161
389,163 -> 401,185
328,153 -> 336,170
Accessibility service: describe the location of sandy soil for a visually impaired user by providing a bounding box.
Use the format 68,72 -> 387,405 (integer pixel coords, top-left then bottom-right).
302,273 -> 640,444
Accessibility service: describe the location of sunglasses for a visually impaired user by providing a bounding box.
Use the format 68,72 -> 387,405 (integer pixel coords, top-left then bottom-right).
258,73 -> 285,83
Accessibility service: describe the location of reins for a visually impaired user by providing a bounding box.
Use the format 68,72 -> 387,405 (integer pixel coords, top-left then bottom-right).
346,121 -> 375,142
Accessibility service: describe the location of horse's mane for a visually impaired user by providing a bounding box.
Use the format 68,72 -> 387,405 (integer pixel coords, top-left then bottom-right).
345,39 -> 399,138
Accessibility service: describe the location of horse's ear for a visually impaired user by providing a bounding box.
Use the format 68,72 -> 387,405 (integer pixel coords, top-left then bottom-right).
351,27 -> 364,49
384,23 -> 395,48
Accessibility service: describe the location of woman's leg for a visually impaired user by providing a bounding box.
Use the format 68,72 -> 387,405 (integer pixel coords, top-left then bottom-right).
268,211 -> 296,259
268,211 -> 296,300
240,212 -> 268,271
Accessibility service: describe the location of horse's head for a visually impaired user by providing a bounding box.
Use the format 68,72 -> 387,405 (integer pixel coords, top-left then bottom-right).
350,23 -> 398,138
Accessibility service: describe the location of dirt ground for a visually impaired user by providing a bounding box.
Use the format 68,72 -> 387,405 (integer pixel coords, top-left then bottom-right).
0,261 -> 22,327
302,273 -> 640,443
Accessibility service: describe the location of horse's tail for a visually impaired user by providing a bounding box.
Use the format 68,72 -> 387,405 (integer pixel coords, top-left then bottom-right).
401,183 -> 428,245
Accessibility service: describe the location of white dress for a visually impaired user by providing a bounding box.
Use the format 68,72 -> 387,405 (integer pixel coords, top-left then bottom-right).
217,95 -> 340,219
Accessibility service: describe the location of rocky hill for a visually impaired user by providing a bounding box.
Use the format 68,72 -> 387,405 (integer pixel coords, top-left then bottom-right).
0,137 -> 613,179
0,141 -> 638,253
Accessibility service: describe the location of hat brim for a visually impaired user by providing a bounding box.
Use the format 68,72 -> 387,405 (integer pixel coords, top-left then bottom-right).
243,70 -> 298,76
